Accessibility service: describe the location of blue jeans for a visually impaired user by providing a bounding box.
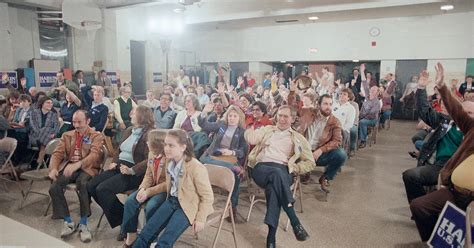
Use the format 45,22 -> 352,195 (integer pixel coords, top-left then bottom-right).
379,110 -> 392,125
132,197 -> 191,248
350,125 -> 358,151
415,140 -> 424,151
359,118 -> 377,142
316,148 -> 347,180
121,191 -> 167,235
200,155 -> 240,208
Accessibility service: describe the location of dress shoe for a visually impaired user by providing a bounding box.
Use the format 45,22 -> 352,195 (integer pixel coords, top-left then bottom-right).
300,173 -> 311,184
358,141 -> 366,149
318,176 -> 330,193
408,151 -> 418,159
293,224 -> 309,241
117,232 -> 126,241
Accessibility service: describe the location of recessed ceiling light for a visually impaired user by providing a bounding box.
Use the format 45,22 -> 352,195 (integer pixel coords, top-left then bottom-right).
308,16 -> 319,21
440,4 -> 454,11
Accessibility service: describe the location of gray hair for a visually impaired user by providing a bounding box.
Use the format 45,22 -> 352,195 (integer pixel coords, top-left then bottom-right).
185,93 -> 201,111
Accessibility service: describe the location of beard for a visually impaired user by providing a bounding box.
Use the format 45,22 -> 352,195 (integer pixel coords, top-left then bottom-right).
321,108 -> 331,117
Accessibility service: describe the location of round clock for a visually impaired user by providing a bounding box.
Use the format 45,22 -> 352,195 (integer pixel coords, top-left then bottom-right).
369,27 -> 381,37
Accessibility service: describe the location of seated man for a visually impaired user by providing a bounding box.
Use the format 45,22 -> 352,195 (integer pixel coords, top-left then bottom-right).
358,86 -> 381,148
245,105 -> 314,248
308,94 -> 347,192
48,110 -> 104,243
153,93 -> 176,129
402,69 -> 463,204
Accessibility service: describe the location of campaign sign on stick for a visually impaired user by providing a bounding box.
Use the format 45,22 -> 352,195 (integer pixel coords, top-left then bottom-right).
0,71 -> 18,89
428,201 -> 474,248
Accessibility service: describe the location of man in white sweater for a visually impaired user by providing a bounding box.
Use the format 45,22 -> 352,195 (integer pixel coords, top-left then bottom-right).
332,88 -> 356,133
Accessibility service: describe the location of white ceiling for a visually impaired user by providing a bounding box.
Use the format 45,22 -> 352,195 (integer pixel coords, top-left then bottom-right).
2,0 -> 473,29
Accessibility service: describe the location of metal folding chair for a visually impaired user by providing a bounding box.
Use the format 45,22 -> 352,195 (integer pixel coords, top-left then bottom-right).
0,137 -> 20,193
19,138 -> 60,214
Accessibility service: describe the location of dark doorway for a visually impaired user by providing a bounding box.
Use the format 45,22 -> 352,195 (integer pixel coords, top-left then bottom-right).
130,40 -> 146,95
393,60 -> 427,120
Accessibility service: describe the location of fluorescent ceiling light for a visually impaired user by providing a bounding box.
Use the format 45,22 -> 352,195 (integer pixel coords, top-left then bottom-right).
440,4 -> 454,10
281,61 -> 286,63
308,16 -> 319,20
352,60 -> 359,62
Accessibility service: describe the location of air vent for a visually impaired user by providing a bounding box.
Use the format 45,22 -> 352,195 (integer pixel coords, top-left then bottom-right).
275,19 -> 299,23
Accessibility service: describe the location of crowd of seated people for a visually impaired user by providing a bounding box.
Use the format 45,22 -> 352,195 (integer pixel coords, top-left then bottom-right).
402,63 -> 474,243
1,63 -> 452,248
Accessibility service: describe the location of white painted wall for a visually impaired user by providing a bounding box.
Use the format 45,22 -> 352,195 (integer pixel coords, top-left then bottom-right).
0,4 -> 40,70
173,11 -> 473,63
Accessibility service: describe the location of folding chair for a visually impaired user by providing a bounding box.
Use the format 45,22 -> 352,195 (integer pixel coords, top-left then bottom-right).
19,138 -> 60,214
0,137 -> 20,192
367,121 -> 379,147
466,201 -> 473,248
246,168 -> 303,232
201,164 -> 238,248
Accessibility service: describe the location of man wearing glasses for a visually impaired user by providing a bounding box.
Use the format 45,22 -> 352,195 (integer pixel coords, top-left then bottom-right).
154,93 -> 177,129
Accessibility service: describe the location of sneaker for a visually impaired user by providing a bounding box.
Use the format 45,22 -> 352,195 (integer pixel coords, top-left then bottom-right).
318,176 -> 330,193
60,221 -> 76,238
78,224 -> 92,243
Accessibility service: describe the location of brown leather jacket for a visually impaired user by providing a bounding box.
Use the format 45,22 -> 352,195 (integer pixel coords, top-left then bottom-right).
288,90 -> 343,153
50,127 -> 104,177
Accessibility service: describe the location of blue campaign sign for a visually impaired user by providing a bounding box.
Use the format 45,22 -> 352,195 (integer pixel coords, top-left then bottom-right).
428,201 -> 474,248
153,72 -> 162,83
0,71 -> 18,89
106,72 -> 117,84
39,72 -> 57,88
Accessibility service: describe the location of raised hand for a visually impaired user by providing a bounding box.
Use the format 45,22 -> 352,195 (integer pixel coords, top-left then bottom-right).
202,103 -> 214,113
418,70 -> 430,88
237,76 -> 244,86
360,63 -> 366,72
271,72 -> 278,81
434,62 -> 445,88
335,79 -> 341,85
289,77 -> 297,91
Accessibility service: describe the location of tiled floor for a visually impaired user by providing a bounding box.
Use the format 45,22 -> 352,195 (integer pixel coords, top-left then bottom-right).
0,120 -> 426,248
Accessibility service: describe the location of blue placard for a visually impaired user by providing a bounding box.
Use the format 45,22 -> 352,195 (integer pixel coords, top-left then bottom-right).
39,72 -> 58,88
153,72 -> 162,83
0,71 -> 18,89
428,201 -> 474,248
106,72 -> 117,84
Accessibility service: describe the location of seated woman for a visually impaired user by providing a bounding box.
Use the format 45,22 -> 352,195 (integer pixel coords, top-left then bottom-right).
199,104 -> 247,219
410,63 -> 474,242
81,86 -> 109,132
130,129 -> 214,248
173,94 -> 202,132
28,96 -> 60,167
121,129 -> 168,246
87,106 -> 153,233
57,86 -> 81,137
245,101 -> 272,130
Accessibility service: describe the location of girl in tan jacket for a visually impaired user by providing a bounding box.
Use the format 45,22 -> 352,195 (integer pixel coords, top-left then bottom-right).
131,129 -> 214,248
121,129 -> 167,246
